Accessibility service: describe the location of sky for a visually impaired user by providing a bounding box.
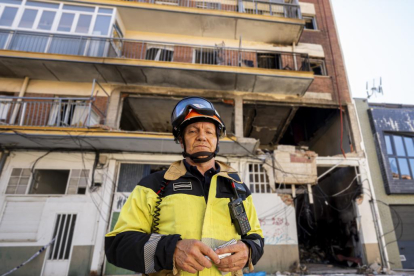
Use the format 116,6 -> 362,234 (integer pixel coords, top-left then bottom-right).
330,0 -> 414,105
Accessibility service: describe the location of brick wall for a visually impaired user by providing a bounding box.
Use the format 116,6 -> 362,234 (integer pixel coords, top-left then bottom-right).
300,0 -> 351,103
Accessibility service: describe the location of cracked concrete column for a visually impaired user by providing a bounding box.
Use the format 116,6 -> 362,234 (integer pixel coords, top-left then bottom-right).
106,89 -> 121,129
234,95 -> 243,138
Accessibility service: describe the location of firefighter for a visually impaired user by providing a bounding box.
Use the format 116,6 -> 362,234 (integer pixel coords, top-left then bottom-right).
105,97 -> 264,276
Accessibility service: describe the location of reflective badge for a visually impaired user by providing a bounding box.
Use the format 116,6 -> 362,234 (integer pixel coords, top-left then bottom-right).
173,182 -> 192,191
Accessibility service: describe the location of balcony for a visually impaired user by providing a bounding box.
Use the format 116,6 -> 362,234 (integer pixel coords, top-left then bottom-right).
0,30 -> 314,96
82,0 -> 304,44
0,84 -> 257,154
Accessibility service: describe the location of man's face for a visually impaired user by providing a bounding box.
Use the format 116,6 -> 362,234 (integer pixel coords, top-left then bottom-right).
181,121 -> 217,155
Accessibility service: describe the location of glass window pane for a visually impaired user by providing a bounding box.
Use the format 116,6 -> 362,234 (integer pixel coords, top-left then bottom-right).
6,186 -> 17,194
16,186 -> 27,194
409,159 -> 414,180
98,7 -> 113,14
9,177 -> 19,185
63,4 -> 94,12
389,158 -> 399,179
404,137 -> 414,157
22,169 -> 31,176
0,7 -> 18,27
18,9 -> 38,28
71,169 -> 80,177
250,184 -> 254,193
384,135 -> 393,155
37,10 -> 55,30
19,177 -> 30,185
0,0 -> 22,4
57,13 -> 74,32
255,184 -> 260,193
11,168 -> 22,176
75,14 -> 91,33
26,1 -> 59,8
69,178 -> 78,188
393,136 -> 406,156
92,15 -> 111,36
398,158 -> 411,180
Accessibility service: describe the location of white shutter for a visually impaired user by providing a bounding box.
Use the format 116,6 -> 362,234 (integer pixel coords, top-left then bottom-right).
0,201 -> 45,241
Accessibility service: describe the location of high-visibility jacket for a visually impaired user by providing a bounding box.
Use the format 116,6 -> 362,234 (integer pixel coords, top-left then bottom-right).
105,160 -> 264,276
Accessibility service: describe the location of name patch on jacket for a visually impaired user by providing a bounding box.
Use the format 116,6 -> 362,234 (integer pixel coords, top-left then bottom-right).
173,182 -> 192,191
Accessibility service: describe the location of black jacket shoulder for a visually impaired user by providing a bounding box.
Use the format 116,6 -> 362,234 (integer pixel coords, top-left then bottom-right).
137,170 -> 167,194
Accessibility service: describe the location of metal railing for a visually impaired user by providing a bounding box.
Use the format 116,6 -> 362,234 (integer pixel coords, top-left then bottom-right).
0,30 -> 311,72
121,0 -> 302,19
0,80 -> 109,128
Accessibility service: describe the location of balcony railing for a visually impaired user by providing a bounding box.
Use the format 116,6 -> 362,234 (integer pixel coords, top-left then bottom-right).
0,30 -> 311,72
122,0 -> 302,19
0,80 -> 109,128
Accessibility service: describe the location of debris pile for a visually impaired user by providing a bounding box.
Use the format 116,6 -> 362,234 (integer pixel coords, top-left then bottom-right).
299,245 -> 328,264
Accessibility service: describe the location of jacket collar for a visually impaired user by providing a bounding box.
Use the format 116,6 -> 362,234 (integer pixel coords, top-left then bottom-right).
164,159 -> 240,182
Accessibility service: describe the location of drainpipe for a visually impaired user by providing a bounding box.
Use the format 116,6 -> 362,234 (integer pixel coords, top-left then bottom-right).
292,43 -> 298,71
9,76 -> 30,125
0,150 -> 10,177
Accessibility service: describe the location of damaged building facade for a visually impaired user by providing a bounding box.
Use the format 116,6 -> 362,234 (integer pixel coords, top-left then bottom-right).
0,0 -> 384,275
355,99 -> 414,270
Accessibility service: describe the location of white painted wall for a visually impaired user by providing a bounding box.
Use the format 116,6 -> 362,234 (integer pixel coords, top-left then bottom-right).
252,194 -> 298,245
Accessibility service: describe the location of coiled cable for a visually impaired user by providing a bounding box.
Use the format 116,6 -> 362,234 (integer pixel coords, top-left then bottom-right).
152,180 -> 170,233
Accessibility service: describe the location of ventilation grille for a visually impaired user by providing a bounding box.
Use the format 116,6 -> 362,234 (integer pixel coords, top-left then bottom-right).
48,214 -> 77,260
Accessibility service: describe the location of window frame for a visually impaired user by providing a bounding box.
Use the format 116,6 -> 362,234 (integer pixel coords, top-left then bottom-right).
5,168 -> 90,196
309,58 -> 327,76
383,133 -> 414,181
246,162 -> 274,194
0,0 -> 116,37
303,16 -> 318,30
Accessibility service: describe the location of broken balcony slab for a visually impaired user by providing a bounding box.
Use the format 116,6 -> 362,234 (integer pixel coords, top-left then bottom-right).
0,126 -> 258,155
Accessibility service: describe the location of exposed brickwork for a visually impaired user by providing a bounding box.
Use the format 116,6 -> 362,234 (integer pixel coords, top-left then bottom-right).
301,0 -> 351,104
307,76 -> 334,93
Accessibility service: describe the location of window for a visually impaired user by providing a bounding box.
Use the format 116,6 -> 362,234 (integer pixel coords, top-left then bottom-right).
384,134 -> 414,180
0,6 -> 18,26
67,169 -> 89,194
257,53 -> 281,69
29,169 -> 70,194
309,59 -> 327,75
304,16 -> 317,30
49,214 -> 77,260
117,163 -> 167,193
0,1 -> 114,36
5,168 -> 90,195
146,47 -> 174,62
196,2 -> 221,10
5,168 -> 31,194
248,163 -> 273,193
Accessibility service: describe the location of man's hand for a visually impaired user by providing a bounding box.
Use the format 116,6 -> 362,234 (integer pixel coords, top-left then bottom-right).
174,239 -> 220,274
215,241 -> 249,272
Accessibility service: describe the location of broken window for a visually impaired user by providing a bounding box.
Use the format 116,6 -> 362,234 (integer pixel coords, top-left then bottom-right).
304,16 -> 317,30
309,59 -> 327,76
49,214 -> 77,260
248,163 -> 273,193
257,53 -> 281,69
384,134 -> 414,180
145,46 -> 174,62
29,169 -> 70,194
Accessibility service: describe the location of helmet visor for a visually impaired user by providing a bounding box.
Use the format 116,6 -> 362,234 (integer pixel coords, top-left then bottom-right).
172,97 -> 215,123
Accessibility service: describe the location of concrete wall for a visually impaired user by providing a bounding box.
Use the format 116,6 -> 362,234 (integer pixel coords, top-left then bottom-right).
354,98 -> 414,269
0,246 -> 46,276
